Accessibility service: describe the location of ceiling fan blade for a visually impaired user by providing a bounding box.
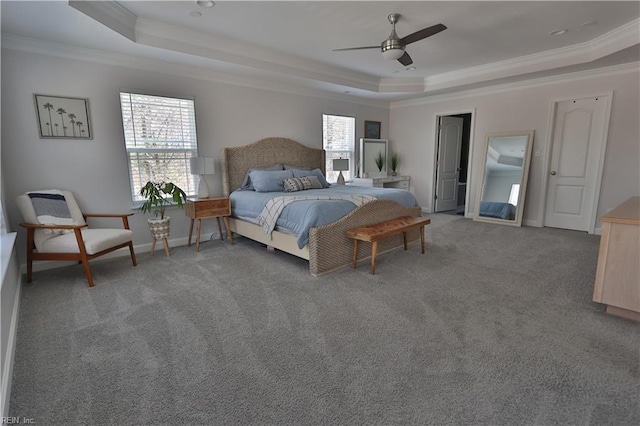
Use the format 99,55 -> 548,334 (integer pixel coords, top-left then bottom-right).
401,23 -> 447,45
332,46 -> 380,52
397,51 -> 413,66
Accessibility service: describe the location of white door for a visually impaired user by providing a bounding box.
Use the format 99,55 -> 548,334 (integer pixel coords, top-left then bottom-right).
435,116 -> 464,212
545,96 -> 610,231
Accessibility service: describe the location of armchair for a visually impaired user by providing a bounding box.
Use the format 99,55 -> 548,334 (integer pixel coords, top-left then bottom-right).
16,190 -> 137,287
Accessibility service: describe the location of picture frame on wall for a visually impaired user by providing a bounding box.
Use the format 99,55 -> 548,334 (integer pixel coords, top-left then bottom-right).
364,120 -> 381,139
34,94 -> 92,139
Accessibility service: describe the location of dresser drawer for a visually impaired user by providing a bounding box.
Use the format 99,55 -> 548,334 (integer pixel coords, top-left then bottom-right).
395,180 -> 410,189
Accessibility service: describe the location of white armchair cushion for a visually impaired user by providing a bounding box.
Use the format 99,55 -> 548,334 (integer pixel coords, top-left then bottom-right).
40,229 -> 133,255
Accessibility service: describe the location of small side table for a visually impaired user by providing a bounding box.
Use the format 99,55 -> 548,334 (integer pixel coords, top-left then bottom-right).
185,197 -> 234,251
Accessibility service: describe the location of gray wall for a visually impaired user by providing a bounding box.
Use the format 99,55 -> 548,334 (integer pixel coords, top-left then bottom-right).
1,48 -> 389,265
390,65 -> 640,229
484,170 -> 522,203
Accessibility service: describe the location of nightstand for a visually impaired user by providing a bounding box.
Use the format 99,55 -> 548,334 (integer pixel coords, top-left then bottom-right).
185,197 -> 234,251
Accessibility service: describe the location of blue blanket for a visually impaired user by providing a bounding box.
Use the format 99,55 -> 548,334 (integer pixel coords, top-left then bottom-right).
230,185 -> 419,248
479,201 -> 516,220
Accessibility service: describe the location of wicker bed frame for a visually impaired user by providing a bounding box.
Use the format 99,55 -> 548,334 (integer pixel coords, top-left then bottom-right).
221,137 -> 421,276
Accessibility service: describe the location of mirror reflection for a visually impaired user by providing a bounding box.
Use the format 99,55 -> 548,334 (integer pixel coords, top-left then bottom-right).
359,138 -> 388,177
475,130 -> 534,226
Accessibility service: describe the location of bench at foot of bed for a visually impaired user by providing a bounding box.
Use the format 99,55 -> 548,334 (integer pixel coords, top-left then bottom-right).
346,216 -> 431,274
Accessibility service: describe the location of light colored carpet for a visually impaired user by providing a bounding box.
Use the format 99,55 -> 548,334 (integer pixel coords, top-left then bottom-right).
9,214 -> 640,425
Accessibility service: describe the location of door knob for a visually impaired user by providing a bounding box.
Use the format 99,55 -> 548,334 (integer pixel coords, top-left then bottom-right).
550,171 -> 556,175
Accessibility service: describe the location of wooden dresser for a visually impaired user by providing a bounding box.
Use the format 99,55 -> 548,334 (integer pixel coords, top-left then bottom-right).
593,196 -> 640,321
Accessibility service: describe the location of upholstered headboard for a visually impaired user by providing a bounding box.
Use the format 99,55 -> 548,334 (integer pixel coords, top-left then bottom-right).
220,137 -> 326,196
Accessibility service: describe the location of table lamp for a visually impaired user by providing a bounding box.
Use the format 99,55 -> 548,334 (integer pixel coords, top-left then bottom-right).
333,158 -> 349,185
189,157 -> 215,198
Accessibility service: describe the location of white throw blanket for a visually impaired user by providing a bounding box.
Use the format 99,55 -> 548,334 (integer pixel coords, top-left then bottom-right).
257,194 -> 376,238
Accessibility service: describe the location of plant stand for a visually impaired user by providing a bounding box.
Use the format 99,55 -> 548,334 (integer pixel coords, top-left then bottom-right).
148,217 -> 171,257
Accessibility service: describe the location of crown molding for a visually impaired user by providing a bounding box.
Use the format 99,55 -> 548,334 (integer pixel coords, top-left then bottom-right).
586,18 -> 640,59
378,77 -> 425,93
69,0 -> 137,42
391,62 -> 639,109
71,1 -> 381,93
71,1 -> 639,98
135,18 -> 380,93
1,34 -> 390,109
423,18 -> 640,93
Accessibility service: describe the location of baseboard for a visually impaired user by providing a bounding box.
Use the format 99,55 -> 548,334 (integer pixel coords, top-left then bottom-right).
1,271 -> 21,419
19,231 -> 222,275
522,219 -> 542,228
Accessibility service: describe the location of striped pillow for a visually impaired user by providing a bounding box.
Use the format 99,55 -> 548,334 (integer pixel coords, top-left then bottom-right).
282,176 -> 323,192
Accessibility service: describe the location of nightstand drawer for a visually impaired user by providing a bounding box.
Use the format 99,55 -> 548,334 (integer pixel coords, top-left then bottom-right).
185,198 -> 231,218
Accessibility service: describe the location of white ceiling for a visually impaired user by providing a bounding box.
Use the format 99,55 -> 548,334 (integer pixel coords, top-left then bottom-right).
2,1 -> 639,102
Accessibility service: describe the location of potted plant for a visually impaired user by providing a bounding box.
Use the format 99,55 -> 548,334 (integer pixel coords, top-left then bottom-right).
374,150 -> 386,172
139,181 -> 187,241
390,151 -> 400,176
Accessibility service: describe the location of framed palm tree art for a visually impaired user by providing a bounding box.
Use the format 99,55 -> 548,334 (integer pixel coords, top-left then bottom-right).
34,94 -> 92,139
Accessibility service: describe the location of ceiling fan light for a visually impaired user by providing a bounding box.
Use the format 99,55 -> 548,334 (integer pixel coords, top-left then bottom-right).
381,37 -> 405,60
381,47 -> 405,60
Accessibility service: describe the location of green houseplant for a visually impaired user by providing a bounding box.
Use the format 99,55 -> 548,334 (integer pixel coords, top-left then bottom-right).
139,181 -> 187,220
374,150 -> 386,172
390,151 -> 400,176
139,182 -> 187,251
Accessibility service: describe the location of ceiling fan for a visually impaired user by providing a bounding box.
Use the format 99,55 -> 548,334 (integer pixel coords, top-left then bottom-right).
333,14 -> 446,66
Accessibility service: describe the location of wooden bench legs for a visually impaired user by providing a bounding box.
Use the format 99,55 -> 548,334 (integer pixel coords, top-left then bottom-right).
353,228 -> 425,274
348,217 -> 430,275
371,240 -> 379,274
351,239 -> 381,274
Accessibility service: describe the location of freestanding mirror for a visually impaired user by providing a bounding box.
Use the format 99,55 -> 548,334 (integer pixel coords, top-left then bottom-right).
474,130 -> 534,226
359,138 -> 388,177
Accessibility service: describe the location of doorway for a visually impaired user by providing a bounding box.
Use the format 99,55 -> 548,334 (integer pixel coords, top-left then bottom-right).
434,112 -> 473,214
543,93 -> 612,233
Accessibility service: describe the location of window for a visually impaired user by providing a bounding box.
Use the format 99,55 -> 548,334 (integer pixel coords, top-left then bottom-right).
322,114 -> 355,182
120,92 -> 198,202
509,183 -> 520,206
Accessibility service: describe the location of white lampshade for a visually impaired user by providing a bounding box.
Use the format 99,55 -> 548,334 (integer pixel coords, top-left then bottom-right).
332,158 -> 349,171
190,157 -> 215,198
189,157 -> 215,175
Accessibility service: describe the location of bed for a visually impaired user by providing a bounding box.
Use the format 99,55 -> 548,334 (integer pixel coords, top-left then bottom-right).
479,201 -> 516,220
221,137 -> 422,276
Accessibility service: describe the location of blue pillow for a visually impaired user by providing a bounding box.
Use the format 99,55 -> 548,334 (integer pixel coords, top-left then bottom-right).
249,169 -> 293,192
239,164 -> 284,190
292,168 -> 330,188
283,164 -> 312,170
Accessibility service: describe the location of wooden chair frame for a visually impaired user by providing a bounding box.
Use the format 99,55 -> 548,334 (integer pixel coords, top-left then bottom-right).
20,213 -> 137,287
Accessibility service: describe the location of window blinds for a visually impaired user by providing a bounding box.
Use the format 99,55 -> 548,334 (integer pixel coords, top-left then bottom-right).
322,114 -> 355,152
119,92 -> 198,201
